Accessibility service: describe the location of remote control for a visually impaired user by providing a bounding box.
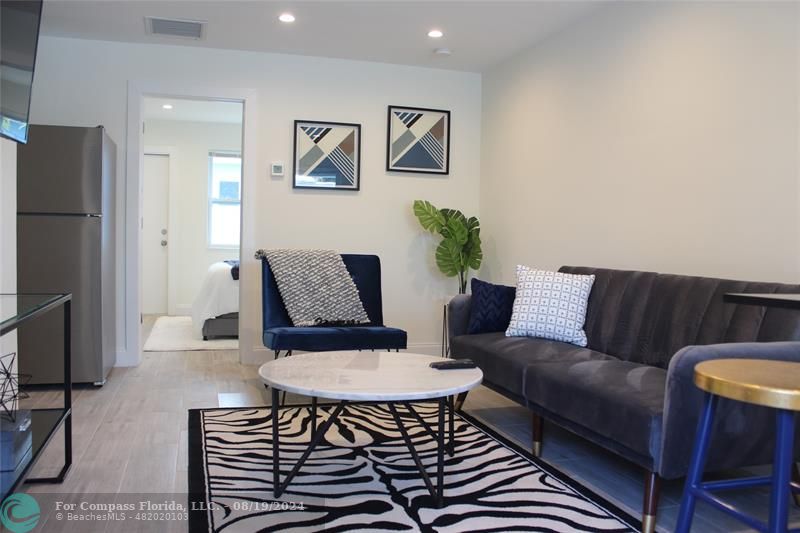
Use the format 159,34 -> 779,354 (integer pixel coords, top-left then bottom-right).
429,359 -> 477,370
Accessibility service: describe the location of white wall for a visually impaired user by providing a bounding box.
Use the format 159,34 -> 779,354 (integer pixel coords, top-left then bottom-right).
29,36 -> 482,364
0,138 -> 18,358
481,1 -> 800,285
145,119 -> 242,315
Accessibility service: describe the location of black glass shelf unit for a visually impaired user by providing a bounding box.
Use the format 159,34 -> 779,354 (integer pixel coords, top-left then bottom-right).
0,293 -> 72,501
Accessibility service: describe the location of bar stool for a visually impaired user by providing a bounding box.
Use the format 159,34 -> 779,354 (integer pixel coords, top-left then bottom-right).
676,359 -> 800,533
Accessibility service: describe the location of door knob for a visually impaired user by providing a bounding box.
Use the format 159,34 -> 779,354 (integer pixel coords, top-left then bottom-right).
161,240 -> 168,247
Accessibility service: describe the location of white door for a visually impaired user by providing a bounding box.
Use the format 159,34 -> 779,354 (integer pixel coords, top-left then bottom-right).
142,154 -> 170,315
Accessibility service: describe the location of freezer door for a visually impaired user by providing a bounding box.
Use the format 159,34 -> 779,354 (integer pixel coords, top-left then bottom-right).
17,125 -> 104,215
17,215 -> 103,384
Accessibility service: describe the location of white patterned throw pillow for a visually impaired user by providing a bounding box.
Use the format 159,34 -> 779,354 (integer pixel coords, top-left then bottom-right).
505,266 -> 595,347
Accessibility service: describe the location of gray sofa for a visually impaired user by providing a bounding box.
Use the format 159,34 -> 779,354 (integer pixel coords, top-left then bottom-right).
448,266 -> 800,532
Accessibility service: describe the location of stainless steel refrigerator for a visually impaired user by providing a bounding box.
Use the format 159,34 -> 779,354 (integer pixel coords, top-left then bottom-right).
17,125 -> 116,385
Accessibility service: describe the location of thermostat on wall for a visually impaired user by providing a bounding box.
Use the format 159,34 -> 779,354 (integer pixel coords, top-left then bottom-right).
271,162 -> 285,177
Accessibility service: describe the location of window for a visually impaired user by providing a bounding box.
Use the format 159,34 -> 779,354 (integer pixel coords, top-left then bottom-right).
208,151 -> 241,248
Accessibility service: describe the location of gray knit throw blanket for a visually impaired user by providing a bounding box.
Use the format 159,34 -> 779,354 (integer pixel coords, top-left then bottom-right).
255,249 -> 370,327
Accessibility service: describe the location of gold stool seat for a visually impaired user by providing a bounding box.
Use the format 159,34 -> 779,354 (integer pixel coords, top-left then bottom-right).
694,359 -> 800,411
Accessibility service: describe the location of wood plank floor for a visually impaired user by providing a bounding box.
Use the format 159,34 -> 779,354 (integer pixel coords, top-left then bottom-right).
18,343 -> 800,532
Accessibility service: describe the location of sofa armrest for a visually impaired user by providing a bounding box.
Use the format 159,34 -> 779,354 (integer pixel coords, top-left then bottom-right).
447,294 -> 472,341
658,342 -> 800,479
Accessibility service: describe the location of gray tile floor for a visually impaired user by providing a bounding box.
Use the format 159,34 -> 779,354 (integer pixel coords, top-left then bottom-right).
463,386 -> 800,533
20,341 -> 800,533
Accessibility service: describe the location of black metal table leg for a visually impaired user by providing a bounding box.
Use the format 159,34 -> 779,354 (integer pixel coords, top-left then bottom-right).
448,395 -> 454,456
272,387 -> 280,497
437,397 -> 445,507
269,395 -> 455,506
311,396 -> 317,438
272,398 -> 347,498
388,404 -> 437,499
25,298 -> 73,485
401,403 -> 441,449
63,300 -> 72,479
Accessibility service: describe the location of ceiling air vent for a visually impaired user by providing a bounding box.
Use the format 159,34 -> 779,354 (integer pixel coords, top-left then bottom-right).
145,17 -> 206,40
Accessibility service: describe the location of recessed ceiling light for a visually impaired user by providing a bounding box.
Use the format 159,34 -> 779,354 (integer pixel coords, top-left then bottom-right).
279,13 -> 295,23
428,29 -> 444,38
162,104 -> 173,110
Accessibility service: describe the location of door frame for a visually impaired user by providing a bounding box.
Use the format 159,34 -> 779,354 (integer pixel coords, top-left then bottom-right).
142,147 -> 174,315
125,81 -> 257,367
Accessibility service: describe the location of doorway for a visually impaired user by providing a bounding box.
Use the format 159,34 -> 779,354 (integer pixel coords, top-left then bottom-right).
139,96 -> 244,352
142,153 -> 169,315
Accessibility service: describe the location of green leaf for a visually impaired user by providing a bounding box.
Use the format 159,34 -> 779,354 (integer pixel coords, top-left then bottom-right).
435,238 -> 463,277
464,231 -> 483,270
441,217 -> 468,246
463,216 -> 482,270
415,201 -> 482,282
413,200 -> 445,234
440,208 -> 467,227
465,216 -> 480,234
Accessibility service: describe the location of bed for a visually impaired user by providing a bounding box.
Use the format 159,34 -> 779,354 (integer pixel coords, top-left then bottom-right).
191,261 -> 239,340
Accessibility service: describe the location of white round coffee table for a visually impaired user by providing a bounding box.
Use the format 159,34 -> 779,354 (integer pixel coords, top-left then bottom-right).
258,351 -> 483,506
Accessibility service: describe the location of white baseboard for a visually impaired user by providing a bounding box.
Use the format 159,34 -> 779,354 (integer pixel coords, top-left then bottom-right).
406,342 -> 444,356
173,304 -> 192,316
242,343 -> 443,364
120,342 -> 445,368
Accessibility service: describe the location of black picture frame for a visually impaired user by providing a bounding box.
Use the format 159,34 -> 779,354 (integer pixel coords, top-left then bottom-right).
386,105 -> 451,175
293,120 -> 362,191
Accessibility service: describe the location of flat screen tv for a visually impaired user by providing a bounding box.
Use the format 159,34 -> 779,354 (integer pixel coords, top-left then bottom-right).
0,0 -> 43,144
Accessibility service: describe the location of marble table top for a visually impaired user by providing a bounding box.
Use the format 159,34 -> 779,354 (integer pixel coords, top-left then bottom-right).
258,351 -> 483,401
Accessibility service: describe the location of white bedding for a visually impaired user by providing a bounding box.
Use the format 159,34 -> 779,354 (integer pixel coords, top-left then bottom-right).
191,262 -> 239,339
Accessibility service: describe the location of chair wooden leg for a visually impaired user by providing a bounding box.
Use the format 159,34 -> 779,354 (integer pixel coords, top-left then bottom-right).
453,391 -> 468,412
793,462 -> 800,507
531,413 -> 543,457
642,470 -> 661,533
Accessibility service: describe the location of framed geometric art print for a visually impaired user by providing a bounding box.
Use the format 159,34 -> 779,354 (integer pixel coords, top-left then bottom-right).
386,106 -> 450,174
293,120 -> 361,190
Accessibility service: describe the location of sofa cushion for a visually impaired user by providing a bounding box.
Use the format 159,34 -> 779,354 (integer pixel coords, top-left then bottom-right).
559,266 -> 800,368
451,333 -> 616,398
506,267 -> 595,347
525,359 -> 666,460
467,278 -> 516,334
263,326 -> 407,352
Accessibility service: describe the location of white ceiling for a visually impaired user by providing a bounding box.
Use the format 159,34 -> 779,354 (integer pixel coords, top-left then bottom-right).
39,1 -> 603,73
143,97 -> 243,123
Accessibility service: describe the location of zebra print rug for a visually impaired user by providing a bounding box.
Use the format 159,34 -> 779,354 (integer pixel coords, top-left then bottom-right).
188,403 -> 638,532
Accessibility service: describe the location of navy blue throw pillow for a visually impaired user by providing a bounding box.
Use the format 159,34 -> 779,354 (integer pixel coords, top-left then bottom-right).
466,278 -> 516,334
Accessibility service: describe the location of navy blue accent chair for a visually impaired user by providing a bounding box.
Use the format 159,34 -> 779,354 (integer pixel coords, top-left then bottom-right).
261,254 -> 407,354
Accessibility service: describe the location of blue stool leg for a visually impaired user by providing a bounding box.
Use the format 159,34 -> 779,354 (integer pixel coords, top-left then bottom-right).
768,409 -> 795,533
676,392 -> 719,533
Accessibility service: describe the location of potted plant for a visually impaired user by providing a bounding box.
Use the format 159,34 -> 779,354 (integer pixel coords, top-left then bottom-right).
412,200 -> 482,294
